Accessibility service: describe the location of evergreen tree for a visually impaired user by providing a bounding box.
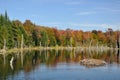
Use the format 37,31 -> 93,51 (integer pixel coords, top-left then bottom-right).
40,31 -> 48,47
32,29 -> 39,46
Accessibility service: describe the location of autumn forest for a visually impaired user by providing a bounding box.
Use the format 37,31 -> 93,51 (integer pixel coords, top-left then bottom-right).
0,12 -> 119,49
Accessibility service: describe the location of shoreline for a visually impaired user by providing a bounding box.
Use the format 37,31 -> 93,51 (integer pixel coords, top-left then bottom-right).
0,46 -> 119,54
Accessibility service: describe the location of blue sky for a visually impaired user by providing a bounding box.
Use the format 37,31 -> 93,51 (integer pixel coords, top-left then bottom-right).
0,0 -> 120,31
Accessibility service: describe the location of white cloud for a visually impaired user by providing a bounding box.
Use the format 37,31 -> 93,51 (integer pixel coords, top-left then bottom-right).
38,22 -> 120,31
69,23 -> 120,30
95,7 -> 120,14
75,11 -> 96,15
40,22 -> 62,27
29,14 -> 43,19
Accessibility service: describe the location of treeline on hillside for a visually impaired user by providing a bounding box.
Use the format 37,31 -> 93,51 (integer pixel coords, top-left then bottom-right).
0,12 -> 120,49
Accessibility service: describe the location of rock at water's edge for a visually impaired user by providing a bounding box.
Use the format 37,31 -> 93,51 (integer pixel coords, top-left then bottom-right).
80,59 -> 106,67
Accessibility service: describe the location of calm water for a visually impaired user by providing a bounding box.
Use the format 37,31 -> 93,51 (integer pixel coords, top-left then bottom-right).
0,49 -> 120,80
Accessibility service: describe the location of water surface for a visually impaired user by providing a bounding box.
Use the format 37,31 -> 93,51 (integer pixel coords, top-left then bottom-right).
0,49 -> 120,80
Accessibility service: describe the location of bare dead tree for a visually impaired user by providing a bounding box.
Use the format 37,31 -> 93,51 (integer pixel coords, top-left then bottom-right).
117,31 -> 120,48
21,34 -> 24,50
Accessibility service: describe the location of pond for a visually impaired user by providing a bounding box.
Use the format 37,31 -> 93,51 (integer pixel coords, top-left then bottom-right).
0,48 -> 120,80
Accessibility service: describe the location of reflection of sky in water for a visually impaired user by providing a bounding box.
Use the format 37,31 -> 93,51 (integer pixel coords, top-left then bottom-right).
7,63 -> 120,80
0,49 -> 120,80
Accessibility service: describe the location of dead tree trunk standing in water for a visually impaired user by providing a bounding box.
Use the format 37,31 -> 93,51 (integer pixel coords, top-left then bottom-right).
3,39 -> 6,51
3,39 -> 6,64
107,28 -> 113,48
21,34 -> 24,50
116,31 -> 120,63
118,32 -> 120,48
117,31 -> 120,48
20,34 -> 24,67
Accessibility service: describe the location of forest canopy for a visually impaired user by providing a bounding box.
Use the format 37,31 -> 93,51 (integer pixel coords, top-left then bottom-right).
0,12 -> 119,49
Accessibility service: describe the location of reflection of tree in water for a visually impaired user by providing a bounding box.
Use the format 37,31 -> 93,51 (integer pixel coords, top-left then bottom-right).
46,50 -> 58,67
0,53 -> 19,79
32,51 -> 38,65
23,51 -> 33,73
81,50 -> 84,59
77,49 -> 117,64
0,49 -> 120,79
65,50 -> 72,63
107,50 -> 112,63
104,50 -> 115,64
31,50 -> 41,71
117,49 -> 119,63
